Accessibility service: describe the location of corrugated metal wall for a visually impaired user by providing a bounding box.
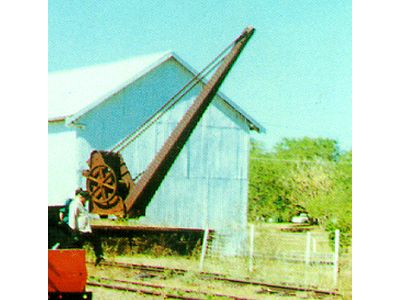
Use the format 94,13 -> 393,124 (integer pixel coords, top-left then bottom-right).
48,124 -> 79,205
73,58 -> 250,253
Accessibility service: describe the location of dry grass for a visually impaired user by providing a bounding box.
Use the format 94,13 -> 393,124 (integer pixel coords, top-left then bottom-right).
87,261 -> 326,300
84,223 -> 351,299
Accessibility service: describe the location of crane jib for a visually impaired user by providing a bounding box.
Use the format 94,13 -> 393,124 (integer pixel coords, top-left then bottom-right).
83,27 -> 255,218
125,27 -> 255,217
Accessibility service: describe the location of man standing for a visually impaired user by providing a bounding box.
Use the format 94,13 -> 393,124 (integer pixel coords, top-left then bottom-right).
69,188 -> 105,265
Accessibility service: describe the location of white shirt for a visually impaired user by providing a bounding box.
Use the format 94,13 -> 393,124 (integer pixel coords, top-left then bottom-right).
68,198 -> 92,233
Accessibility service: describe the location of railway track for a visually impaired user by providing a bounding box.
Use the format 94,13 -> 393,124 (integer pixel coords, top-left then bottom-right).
88,260 -> 341,298
88,276 -> 254,300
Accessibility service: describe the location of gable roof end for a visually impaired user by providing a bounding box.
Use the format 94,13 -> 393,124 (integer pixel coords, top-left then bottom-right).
48,52 -> 265,133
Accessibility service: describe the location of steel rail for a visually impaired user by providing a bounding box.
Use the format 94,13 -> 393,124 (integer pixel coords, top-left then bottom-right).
89,276 -> 254,300
90,260 -> 341,297
210,276 -> 340,297
87,281 -> 201,300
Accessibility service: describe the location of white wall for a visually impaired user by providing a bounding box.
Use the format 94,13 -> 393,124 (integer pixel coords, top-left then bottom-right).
49,58 -> 251,226
48,123 -> 78,206
48,58 -> 254,254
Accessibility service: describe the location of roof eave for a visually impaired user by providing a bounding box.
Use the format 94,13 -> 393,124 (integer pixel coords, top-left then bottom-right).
171,52 -> 265,133
48,116 -> 67,123
65,52 -> 174,126
53,51 -> 264,133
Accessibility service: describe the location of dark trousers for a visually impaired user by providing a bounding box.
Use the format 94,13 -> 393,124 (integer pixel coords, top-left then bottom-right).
49,222 -> 77,249
77,232 -> 104,258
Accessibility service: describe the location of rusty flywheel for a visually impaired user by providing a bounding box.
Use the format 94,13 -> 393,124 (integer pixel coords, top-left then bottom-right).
86,164 -> 118,206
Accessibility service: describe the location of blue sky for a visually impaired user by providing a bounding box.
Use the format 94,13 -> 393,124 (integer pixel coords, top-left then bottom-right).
49,0 -> 351,151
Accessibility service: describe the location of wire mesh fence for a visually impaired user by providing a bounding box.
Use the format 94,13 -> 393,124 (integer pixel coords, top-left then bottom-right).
200,224 -> 340,291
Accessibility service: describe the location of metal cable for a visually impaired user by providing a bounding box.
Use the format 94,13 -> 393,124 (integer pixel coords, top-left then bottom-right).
110,38 -> 237,153
115,56 -> 225,153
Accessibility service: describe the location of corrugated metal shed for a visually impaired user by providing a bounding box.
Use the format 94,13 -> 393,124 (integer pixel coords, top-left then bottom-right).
48,52 -> 264,254
48,51 -> 264,133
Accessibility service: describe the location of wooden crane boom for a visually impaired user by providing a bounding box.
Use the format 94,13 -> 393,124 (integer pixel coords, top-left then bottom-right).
83,27 -> 255,218
125,26 -> 255,216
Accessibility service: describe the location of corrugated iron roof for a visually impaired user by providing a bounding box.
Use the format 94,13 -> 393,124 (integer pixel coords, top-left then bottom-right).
48,51 -> 265,132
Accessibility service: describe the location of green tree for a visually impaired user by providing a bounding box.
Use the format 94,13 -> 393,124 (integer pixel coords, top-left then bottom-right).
248,137 -> 352,248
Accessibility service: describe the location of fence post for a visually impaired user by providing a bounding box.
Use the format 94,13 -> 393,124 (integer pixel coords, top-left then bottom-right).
312,237 -> 317,253
248,224 -> 255,272
199,225 -> 209,271
333,229 -> 340,286
305,231 -> 311,265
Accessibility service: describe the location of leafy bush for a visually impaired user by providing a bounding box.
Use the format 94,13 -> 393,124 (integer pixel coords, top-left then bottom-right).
100,232 -> 203,257
249,137 -> 352,249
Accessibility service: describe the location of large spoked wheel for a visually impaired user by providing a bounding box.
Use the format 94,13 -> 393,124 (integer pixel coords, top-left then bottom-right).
86,165 -> 117,206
